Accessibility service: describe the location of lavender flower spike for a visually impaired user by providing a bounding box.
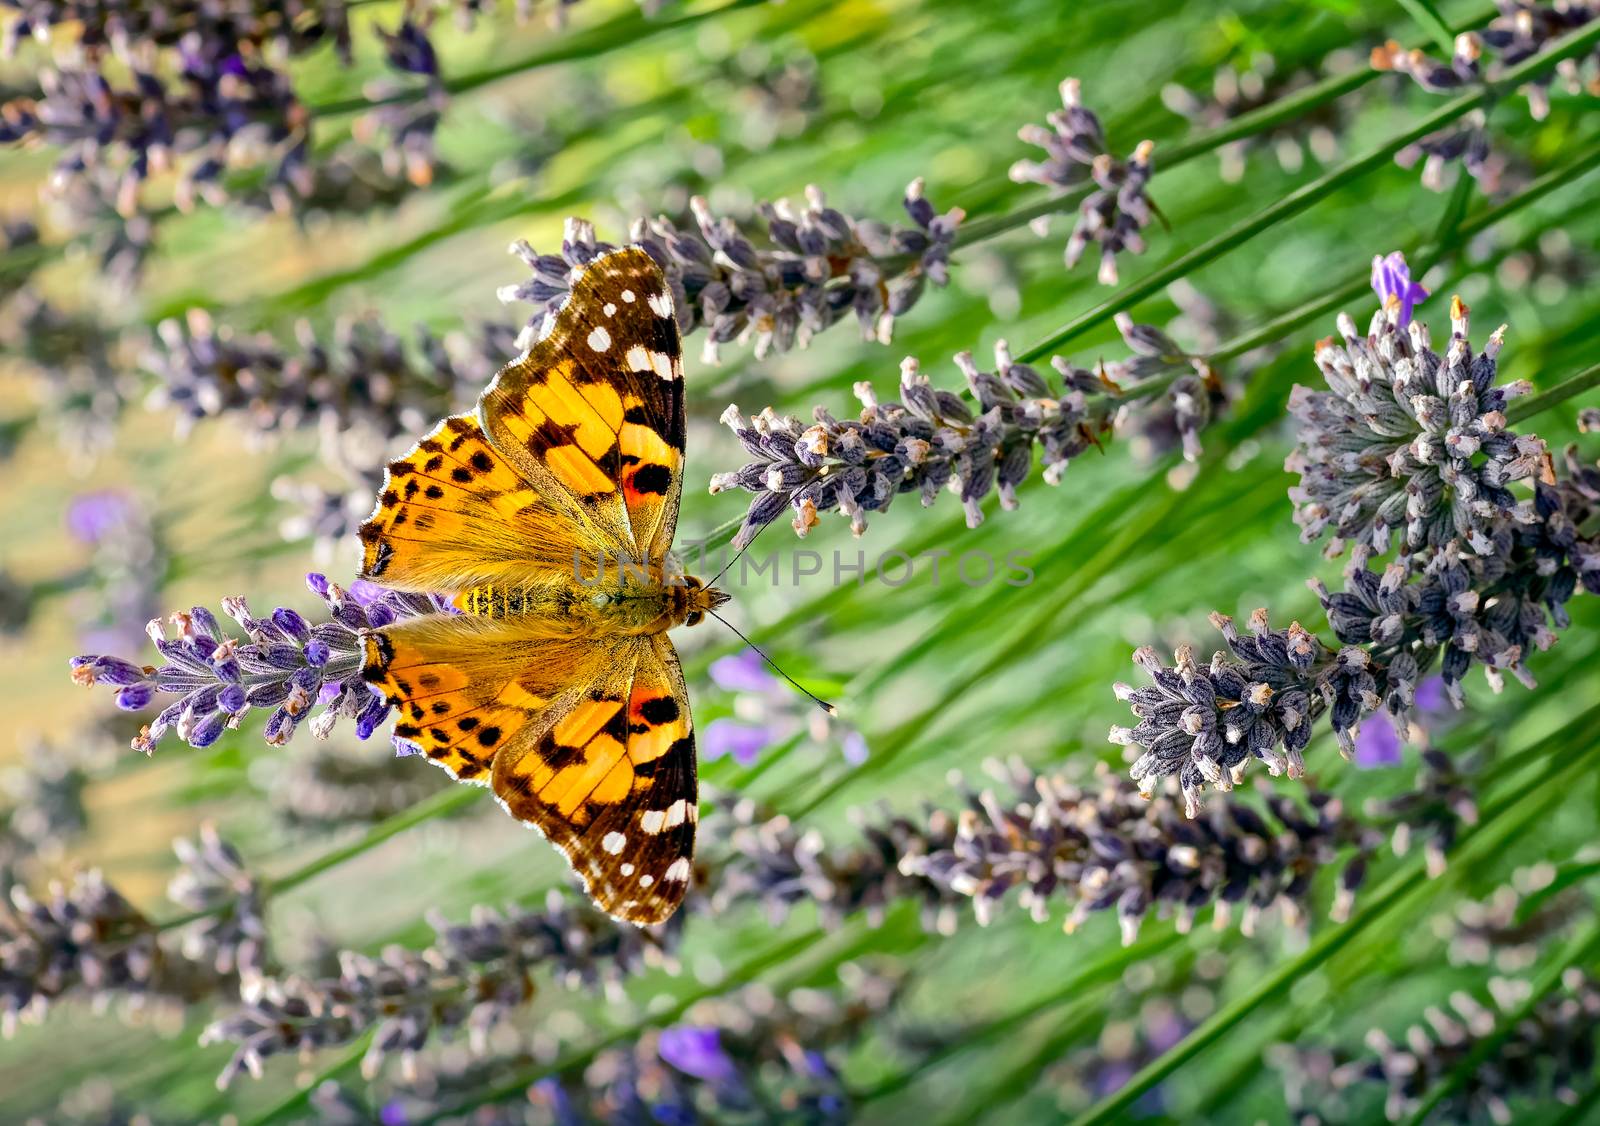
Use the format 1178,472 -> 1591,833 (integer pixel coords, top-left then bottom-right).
711,342 -> 1105,546
69,575 -> 447,754
1370,251 -> 1429,330
1010,78 -> 1158,285
1286,296 -> 1542,558
501,180 -> 962,364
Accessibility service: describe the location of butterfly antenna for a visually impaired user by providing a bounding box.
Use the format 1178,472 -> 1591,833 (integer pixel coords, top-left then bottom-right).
707,608 -> 836,716
704,503 -> 786,590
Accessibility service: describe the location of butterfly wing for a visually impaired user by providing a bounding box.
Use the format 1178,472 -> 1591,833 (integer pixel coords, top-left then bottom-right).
479,246 -> 686,563
493,630 -> 696,925
363,615 -> 696,925
358,413 -> 611,592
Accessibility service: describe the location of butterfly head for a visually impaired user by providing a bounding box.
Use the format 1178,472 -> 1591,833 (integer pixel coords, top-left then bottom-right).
672,575 -> 729,630
679,574 -> 731,628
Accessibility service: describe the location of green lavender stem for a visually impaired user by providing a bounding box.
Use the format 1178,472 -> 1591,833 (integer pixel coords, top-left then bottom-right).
1395,0 -> 1460,56
1508,361 -> 1600,426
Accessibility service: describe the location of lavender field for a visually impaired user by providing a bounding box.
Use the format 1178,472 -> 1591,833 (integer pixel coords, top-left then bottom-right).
2,0 -> 1600,1122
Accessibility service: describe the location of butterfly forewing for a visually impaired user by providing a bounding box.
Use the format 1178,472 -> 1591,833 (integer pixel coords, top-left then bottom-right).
479,246 -> 686,563
357,245 -> 698,926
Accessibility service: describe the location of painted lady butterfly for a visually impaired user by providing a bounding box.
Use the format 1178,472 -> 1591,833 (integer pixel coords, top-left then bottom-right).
357,247 -> 724,925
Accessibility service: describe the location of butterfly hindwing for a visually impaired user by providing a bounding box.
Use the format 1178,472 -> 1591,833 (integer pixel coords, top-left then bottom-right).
480,246 -> 686,562
361,611 -> 599,782
363,614 -> 697,926
492,632 -> 697,926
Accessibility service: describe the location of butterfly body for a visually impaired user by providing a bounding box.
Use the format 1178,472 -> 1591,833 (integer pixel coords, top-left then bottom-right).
456,571 -> 727,634
355,246 -> 715,925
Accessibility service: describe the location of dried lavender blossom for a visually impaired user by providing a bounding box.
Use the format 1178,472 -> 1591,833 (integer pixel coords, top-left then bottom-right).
1314,469 -> 1600,708
315,972 -> 894,1124
202,889 -> 678,1086
0,734 -> 94,871
1,828 -> 263,1037
1009,78 -> 1157,285
1121,434 -> 1599,812
901,758 -> 1379,942
1374,6 -> 1600,190
0,0 -> 352,62
1,48 -> 307,219
1161,53 -> 1348,182
1104,312 -> 1221,463
705,793 -> 963,934
145,310 -> 512,455
712,304 -> 1238,545
1111,610 -> 1374,813
1365,747 -> 1479,878
0,1 -> 498,225
268,744 -> 452,831
711,342 -> 1107,546
68,574 -> 448,753
141,310 -> 516,550
1275,971 -> 1600,1123
1378,4 -> 1600,120
1286,297 -> 1544,560
166,823 -> 267,978
499,179 -> 962,363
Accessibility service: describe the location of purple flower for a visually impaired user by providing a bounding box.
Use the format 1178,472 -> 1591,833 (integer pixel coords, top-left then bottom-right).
1353,711 -> 1404,769
840,730 -> 869,766
657,1026 -> 740,1085
1414,675 -> 1449,714
115,683 -> 155,711
703,719 -> 774,766
1369,251 -> 1429,329
70,580 -> 448,754
65,490 -> 140,544
347,579 -> 390,606
709,650 -> 775,693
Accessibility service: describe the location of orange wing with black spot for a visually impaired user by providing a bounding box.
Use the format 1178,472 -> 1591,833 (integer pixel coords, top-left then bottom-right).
492,632 -> 696,925
357,413 -> 607,592
362,619 -> 696,925
479,246 -> 686,563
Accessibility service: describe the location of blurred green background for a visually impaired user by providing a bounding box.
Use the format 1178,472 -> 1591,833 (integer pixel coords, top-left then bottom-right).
2,0 -> 1599,1121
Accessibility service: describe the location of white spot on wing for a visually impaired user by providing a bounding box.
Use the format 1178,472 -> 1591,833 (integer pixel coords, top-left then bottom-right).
587,326 -> 611,352
621,289 -> 636,303
651,350 -> 677,382
639,873 -> 654,887
603,302 -> 617,316
648,290 -> 674,319
664,857 -> 691,882
640,809 -> 666,834
625,345 -> 652,373
602,831 -> 626,854
664,799 -> 688,828
621,862 -> 635,876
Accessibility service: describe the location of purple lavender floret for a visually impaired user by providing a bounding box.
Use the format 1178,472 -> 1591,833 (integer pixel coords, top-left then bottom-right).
70,574 -> 446,754
1369,251 -> 1429,330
